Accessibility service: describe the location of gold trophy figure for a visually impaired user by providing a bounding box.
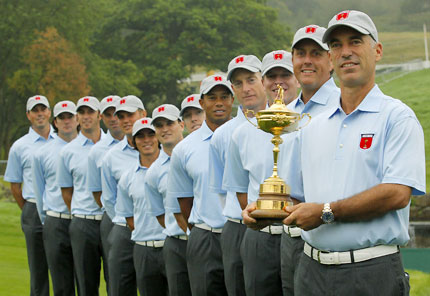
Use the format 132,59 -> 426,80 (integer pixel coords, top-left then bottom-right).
244,85 -> 310,220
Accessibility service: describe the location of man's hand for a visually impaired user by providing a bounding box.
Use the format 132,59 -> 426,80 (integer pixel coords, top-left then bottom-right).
282,203 -> 324,231
242,202 -> 278,230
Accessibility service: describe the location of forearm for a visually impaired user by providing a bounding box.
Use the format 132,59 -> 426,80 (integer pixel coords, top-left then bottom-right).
92,191 -> 102,208
126,217 -> 134,231
237,192 -> 248,210
174,212 -> 189,232
178,197 -> 193,223
332,183 -> 411,222
156,214 -> 166,228
61,187 -> 74,211
10,183 -> 25,209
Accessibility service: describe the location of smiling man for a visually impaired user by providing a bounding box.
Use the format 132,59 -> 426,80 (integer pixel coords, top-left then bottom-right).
4,95 -> 54,296
276,11 -> 425,295
180,94 -> 205,133
167,74 -> 234,295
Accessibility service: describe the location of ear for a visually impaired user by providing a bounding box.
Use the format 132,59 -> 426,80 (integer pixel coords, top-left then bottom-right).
374,42 -> 383,62
141,109 -> 147,117
26,111 -> 31,121
199,98 -> 205,109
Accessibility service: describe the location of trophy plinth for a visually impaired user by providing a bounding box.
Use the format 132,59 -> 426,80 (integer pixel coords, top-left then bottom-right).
245,85 -> 310,220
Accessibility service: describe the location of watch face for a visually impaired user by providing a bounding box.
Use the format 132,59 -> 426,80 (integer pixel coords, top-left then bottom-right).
322,211 -> 334,223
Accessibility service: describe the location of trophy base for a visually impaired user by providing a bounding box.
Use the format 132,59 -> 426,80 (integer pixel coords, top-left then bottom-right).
249,194 -> 292,221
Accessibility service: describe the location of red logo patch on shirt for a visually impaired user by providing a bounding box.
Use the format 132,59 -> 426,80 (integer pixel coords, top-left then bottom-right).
187,97 -> 194,102
214,76 -> 222,81
62,103 -> 68,107
158,106 -> 165,112
107,98 -> 113,102
235,56 -> 244,63
336,11 -> 350,21
120,99 -> 126,104
360,134 -> 374,149
83,98 -> 89,102
141,119 -> 148,124
305,26 -> 317,34
273,53 -> 283,60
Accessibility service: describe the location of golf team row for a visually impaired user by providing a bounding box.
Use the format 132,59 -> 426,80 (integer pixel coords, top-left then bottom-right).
4,10 -> 426,296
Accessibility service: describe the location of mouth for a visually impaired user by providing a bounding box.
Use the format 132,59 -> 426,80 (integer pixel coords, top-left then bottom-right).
214,110 -> 226,116
301,69 -> 316,74
340,62 -> 358,68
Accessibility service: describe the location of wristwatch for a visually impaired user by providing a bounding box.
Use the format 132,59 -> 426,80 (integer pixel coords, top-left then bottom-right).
321,203 -> 334,224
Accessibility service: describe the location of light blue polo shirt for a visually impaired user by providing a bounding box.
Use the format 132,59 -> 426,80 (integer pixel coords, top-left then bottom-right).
117,164 -> 166,242
209,107 -> 247,219
101,137 -> 138,223
286,85 -> 426,251
56,132 -> 105,215
144,149 -> 185,237
32,136 -> 70,223
167,121 -> 226,228
87,131 -> 122,194
4,127 -> 54,200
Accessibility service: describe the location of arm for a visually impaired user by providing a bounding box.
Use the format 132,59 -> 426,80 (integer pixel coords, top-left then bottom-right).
87,149 -> 103,208
32,154 -> 46,222
237,192 -> 248,210
61,187 -> 74,211
10,183 -> 25,209
156,214 -> 166,228
174,212 -> 190,233
101,157 -> 117,219
178,197 -> 193,227
92,191 -> 103,208
126,216 -> 134,231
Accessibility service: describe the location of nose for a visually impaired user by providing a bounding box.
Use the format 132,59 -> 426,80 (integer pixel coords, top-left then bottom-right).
340,44 -> 352,58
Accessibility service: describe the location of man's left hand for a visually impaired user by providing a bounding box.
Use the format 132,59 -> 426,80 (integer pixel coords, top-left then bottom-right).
282,203 -> 324,231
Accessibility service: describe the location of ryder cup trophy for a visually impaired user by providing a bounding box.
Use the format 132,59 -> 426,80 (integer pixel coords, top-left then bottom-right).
245,85 -> 310,220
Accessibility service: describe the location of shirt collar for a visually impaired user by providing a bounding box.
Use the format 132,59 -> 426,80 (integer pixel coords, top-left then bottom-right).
293,78 -> 337,108
198,121 -> 213,141
105,130 -> 121,145
236,105 -> 247,122
80,129 -> 105,146
118,137 -> 135,151
28,126 -> 55,143
135,160 -> 149,172
328,84 -> 382,118
159,148 -> 170,165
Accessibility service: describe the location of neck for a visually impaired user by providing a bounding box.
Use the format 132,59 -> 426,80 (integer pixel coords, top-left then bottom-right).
110,129 -> 124,141
163,139 -> 182,156
206,119 -> 226,132
57,131 -> 77,143
33,124 -> 50,140
340,80 -> 375,115
301,78 -> 330,104
126,134 -> 134,147
139,149 -> 160,168
82,128 -> 101,144
241,99 -> 267,118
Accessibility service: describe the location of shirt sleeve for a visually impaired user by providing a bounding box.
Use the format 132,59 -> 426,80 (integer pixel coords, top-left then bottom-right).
144,168 -> 166,217
56,148 -> 73,188
223,130 -> 249,193
382,115 -> 426,195
87,148 -> 102,192
101,155 -> 117,219
4,143 -> 23,183
31,152 -> 46,223
208,134 -> 226,194
115,171 -> 134,218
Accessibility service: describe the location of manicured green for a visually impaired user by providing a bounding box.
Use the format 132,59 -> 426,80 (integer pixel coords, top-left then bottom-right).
379,32 -> 429,64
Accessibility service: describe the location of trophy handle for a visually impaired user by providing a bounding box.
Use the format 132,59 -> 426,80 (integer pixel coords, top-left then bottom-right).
296,113 -> 311,130
243,109 -> 258,128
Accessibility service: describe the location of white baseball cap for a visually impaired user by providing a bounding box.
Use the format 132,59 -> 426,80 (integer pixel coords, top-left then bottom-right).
100,95 -> 121,114
26,95 -> 50,111
292,25 -> 329,51
227,55 -> 262,81
261,50 -> 294,76
132,117 -> 155,136
152,104 -> 180,122
180,94 -> 202,116
53,101 -> 77,117
114,95 -> 144,115
200,74 -> 233,95
77,96 -> 100,111
323,10 -> 378,43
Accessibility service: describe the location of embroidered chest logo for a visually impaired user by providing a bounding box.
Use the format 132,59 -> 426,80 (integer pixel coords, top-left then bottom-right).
360,134 -> 374,149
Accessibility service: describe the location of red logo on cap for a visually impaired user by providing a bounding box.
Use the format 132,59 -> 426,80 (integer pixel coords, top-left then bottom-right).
107,98 -> 113,102
305,26 -> 317,34
158,106 -> 165,112
83,98 -> 89,102
336,11 -> 350,21
35,97 -> 41,100
214,76 -> 222,81
62,103 -> 68,107
187,97 -> 194,102
141,119 -> 148,124
273,53 -> 283,60
120,99 -> 126,104
235,56 -> 244,63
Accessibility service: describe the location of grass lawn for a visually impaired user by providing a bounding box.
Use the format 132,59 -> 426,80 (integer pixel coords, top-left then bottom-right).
379,32 -> 429,64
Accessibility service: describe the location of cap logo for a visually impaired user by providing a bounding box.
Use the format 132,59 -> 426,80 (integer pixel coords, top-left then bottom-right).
120,99 -> 126,104
83,98 -> 89,102
107,98 -> 113,102
35,97 -> 41,100
158,106 -> 165,112
235,56 -> 244,63
141,119 -> 148,124
305,26 -> 317,34
336,11 -> 350,21
214,76 -> 222,81
273,53 -> 283,60
62,103 -> 68,107
187,97 -> 194,102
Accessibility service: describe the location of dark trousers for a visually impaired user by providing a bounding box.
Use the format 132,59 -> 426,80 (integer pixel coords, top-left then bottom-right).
134,244 -> 168,296
295,251 -> 410,296
21,201 -> 49,296
69,216 -> 102,296
107,224 -> 137,296
100,212 -> 113,293
220,220 -> 247,296
187,226 -> 227,296
163,236 -> 191,296
280,231 -> 305,296
240,228 -> 283,296
43,215 -> 76,296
